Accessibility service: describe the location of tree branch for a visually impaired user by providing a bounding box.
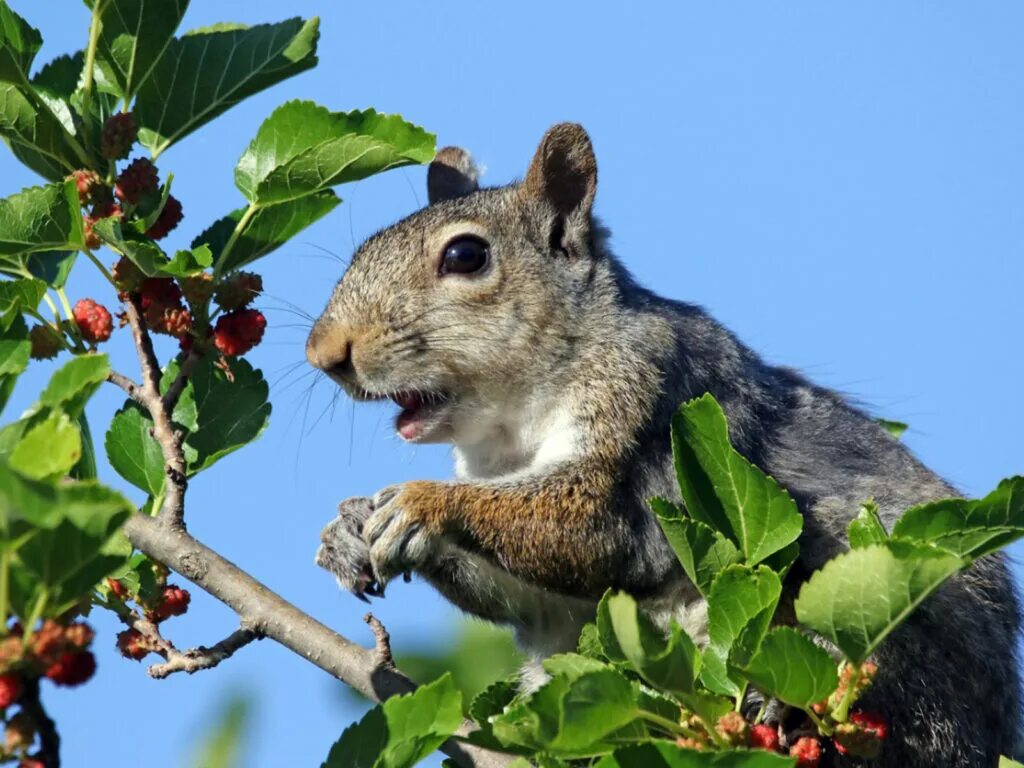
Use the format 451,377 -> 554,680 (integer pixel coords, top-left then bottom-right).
148,626 -> 260,679
20,677 -> 59,768
122,513 -> 512,768
121,297 -> 188,529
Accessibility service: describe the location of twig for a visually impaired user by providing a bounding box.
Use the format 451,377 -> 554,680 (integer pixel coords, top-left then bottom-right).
20,677 -> 60,768
106,370 -> 144,404
122,513 -> 510,768
148,627 -> 260,679
364,613 -> 395,671
121,297 -> 188,529
162,350 -> 199,413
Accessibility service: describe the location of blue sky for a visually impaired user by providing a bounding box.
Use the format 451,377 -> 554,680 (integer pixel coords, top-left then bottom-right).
2,2 -> 1023,766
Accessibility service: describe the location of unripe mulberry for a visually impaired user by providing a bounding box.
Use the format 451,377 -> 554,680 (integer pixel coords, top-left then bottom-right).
114,158 -> 159,205
789,736 -> 822,768
181,273 -> 215,307
145,195 -> 183,240
714,711 -> 749,746
116,629 -> 149,661
44,650 -> 96,686
29,325 -> 61,360
72,299 -> 113,344
69,169 -> 102,206
106,578 -> 128,599
214,271 -> 263,311
4,712 -> 34,752
63,621 -> 95,650
100,112 -> 137,160
146,306 -> 192,338
83,201 -> 122,250
0,673 -> 22,708
148,584 -> 191,622
834,710 -> 888,759
112,256 -> 145,294
213,309 -> 266,357
750,723 -> 779,752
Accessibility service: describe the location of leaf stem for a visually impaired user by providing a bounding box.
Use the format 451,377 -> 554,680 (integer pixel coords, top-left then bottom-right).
83,247 -> 115,284
638,710 -> 702,741
80,0 -> 105,136
806,707 -> 834,736
214,202 -> 259,278
21,586 -> 49,651
40,293 -> 61,322
831,661 -> 861,723
0,550 -> 9,636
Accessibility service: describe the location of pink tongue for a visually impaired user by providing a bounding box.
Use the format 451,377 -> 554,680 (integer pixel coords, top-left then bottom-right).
397,409 -> 423,440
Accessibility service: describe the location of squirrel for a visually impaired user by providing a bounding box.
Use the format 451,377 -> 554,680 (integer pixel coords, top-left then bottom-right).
308,123 -> 1022,767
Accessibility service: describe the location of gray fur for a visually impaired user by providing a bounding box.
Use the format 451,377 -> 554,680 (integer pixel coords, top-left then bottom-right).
311,124 -> 1022,767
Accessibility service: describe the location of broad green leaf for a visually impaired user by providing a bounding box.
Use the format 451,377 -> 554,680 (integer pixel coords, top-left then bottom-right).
92,217 -> 168,275
322,673 -> 462,768
795,543 -> 963,663
601,743 -> 796,768
0,312 -> 28,412
236,101 -> 435,204
9,410 -> 80,481
0,277 -> 45,314
847,502 -> 888,549
39,353 -> 109,417
597,591 -> 700,696
135,17 -> 320,157
161,244 -> 212,277
877,418 -> 908,439
0,250 -> 76,288
0,182 -> 85,257
0,2 -> 41,82
701,565 -> 781,697
491,668 -> 643,757
652,497 -> 741,595
0,457 -> 56,541
95,0 -> 189,100
105,402 -> 165,496
671,395 -> 802,565
183,357 -> 271,474
71,411 -> 97,480
891,477 -> 1024,561
543,653 -> 610,680
466,678 -> 519,751
16,480 -> 133,605
741,627 -> 838,709
197,191 -> 340,274
0,83 -> 87,180
31,52 -> 84,97
578,621 -> 605,660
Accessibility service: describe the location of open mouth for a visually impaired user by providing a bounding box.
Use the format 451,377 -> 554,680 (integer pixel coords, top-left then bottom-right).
390,391 -> 451,441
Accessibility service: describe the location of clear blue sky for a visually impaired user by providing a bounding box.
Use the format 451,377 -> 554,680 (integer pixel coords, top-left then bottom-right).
2,2 -> 1023,766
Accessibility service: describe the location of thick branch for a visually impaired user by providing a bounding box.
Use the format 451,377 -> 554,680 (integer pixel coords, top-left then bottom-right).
121,298 -> 188,528
122,513 -> 512,768
20,677 -> 60,768
148,627 -> 260,679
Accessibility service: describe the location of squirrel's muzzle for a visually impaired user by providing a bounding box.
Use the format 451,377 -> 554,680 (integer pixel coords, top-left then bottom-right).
306,322 -> 353,380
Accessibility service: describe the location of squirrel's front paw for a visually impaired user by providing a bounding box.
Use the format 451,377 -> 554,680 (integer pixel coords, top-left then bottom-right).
315,497 -> 382,601
364,484 -> 434,589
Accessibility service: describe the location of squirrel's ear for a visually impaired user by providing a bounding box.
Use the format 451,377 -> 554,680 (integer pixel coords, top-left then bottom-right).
521,123 -> 597,221
428,147 -> 480,204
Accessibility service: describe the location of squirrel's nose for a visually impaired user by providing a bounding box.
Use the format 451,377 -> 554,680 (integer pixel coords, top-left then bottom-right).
306,325 -> 353,379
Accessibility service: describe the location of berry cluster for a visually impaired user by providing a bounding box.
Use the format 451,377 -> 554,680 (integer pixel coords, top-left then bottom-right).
107,569 -> 192,664
0,619 -> 97,765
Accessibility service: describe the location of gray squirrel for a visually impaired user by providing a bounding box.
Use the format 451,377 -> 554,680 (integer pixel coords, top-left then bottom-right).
308,123 -> 1021,767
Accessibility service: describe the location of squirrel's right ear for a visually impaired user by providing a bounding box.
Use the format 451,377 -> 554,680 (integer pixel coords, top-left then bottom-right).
427,147 -> 480,204
521,123 -> 597,224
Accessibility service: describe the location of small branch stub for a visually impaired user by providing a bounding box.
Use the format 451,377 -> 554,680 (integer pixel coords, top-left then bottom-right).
364,613 -> 395,671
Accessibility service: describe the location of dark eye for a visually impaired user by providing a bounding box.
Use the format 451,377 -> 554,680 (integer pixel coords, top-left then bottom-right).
440,236 -> 489,275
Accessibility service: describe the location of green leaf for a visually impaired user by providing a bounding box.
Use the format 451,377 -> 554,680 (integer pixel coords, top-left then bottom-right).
578,621 -> 605,660
999,758 -> 1024,768
135,17 -> 320,157
105,402 -> 165,496
94,0 -> 189,100
161,244 -> 212,277
236,101 -> 435,205
0,2 -> 41,82
9,410 -> 80,481
92,217 -> 168,275
322,673 -> 462,768
877,418 -> 908,439
0,182 -> 85,257
602,742 -> 796,768
795,542 -> 964,664
39,353 -> 109,418
0,312 -> 28,413
890,477 -> 1024,561
597,591 -> 700,697
491,668 -> 643,757
671,394 -> 803,566
0,250 -> 76,288
847,501 -> 888,549
0,277 -> 45,314
653,497 -> 742,596
188,693 -> 250,768
197,191 -> 340,274
0,83 -> 87,180
183,357 -> 271,474
701,565 -> 781,697
741,627 -> 839,709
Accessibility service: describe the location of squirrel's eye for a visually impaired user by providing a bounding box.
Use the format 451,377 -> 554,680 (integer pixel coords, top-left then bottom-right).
440,236 -> 489,276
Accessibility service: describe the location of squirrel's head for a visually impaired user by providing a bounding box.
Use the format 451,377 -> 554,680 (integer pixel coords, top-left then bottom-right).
307,123 -> 603,446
